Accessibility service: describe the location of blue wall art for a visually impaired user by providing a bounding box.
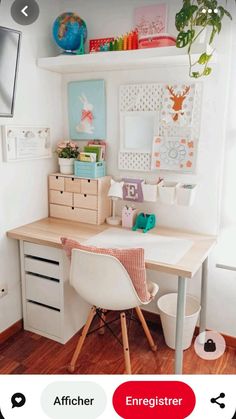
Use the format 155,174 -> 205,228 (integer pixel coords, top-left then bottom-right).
68,79 -> 106,140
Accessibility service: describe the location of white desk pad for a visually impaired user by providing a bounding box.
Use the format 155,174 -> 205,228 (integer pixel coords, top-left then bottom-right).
85,228 -> 194,265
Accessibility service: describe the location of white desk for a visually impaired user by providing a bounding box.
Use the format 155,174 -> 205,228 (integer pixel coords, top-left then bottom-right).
7,217 -> 216,374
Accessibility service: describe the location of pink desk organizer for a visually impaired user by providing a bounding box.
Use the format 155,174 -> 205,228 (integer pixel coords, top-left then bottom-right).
122,207 -> 138,229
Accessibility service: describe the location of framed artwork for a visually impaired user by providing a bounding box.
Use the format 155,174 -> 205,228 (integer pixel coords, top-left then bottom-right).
68,79 -> 106,140
151,136 -> 196,172
134,4 -> 167,37
160,84 -> 195,127
1,125 -> 51,162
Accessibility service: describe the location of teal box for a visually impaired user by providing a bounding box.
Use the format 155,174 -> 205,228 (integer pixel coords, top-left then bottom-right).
74,161 -> 106,178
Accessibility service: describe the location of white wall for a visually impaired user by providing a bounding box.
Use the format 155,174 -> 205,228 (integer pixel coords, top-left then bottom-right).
0,0 -> 63,332
61,0 -> 236,336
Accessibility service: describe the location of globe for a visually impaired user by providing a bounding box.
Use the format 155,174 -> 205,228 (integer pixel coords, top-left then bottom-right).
52,12 -> 87,54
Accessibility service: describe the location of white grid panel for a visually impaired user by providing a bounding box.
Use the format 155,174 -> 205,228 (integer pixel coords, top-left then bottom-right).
119,83 -> 202,173
119,152 -> 151,172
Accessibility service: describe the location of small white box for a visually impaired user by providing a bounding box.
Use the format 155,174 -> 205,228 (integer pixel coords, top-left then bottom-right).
142,183 -> 158,202
158,181 -> 179,205
176,184 -> 197,206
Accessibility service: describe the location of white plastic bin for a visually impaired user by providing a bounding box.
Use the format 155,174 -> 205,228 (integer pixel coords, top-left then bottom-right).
157,293 -> 201,350
176,184 -> 197,206
142,183 -> 158,202
158,181 -> 179,205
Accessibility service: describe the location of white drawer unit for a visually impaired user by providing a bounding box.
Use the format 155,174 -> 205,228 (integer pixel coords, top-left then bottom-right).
48,173 -> 111,225
26,301 -> 61,338
25,274 -> 61,309
21,241 -> 90,344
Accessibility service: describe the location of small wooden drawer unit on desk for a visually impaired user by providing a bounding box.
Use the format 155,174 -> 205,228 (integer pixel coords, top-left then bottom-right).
49,174 -> 111,225
21,241 -> 90,344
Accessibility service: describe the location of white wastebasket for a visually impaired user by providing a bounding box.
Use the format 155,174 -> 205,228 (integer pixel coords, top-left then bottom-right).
157,293 -> 201,350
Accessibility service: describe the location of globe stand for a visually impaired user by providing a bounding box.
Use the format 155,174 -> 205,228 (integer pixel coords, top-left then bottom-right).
76,34 -> 85,55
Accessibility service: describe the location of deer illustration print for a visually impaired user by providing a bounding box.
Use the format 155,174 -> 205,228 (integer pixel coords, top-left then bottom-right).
167,85 -> 191,122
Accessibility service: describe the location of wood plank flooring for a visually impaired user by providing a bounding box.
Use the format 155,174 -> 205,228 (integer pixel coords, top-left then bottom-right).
0,314 -> 235,375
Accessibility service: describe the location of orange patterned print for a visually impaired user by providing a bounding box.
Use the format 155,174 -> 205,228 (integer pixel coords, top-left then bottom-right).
155,137 -> 161,144
186,161 -> 192,168
189,152 -> 194,157
156,161 -> 161,168
167,85 -> 190,122
155,152 -> 160,157
180,139 -> 186,144
188,141 -> 194,148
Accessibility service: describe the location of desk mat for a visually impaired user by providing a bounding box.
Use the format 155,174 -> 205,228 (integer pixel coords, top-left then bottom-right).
85,228 -> 193,265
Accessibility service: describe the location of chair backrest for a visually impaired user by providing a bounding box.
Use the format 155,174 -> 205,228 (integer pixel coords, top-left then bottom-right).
70,249 -> 143,310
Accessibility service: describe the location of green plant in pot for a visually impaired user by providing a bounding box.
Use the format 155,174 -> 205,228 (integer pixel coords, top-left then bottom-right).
56,141 -> 79,175
175,0 -> 232,78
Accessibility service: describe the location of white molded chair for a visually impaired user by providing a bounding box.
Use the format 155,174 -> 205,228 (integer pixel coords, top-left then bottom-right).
68,248 -> 159,374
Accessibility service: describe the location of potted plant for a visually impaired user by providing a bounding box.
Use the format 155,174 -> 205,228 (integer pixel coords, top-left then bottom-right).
175,1 -> 232,78
56,141 -> 79,175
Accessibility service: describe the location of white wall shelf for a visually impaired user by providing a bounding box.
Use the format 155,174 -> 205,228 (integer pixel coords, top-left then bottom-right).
37,46 -> 205,74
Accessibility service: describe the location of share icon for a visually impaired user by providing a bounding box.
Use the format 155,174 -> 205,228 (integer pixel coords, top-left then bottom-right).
210,393 -> 226,409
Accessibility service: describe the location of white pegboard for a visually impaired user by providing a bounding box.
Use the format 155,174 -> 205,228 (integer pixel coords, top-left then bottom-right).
119,83 -> 202,173
119,152 -> 151,172
120,83 -> 163,112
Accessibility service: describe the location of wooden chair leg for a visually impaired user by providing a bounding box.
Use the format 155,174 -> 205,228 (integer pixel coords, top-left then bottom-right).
135,307 -> 157,352
120,312 -> 132,374
98,309 -> 107,335
68,306 -> 96,373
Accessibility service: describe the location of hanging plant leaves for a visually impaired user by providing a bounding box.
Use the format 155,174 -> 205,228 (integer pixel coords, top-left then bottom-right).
198,52 -> 212,64
176,29 -> 195,48
175,0 -> 233,78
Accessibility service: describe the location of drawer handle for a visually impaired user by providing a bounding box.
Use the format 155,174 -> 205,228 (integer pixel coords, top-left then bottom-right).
28,300 -> 60,312
84,194 -> 87,198
60,191 -> 63,194
72,178 -> 74,181
56,176 -> 58,180
72,207 -> 74,210
88,179 -> 91,183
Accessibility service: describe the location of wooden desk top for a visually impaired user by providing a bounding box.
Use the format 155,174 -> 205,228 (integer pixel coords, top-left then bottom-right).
7,218 -> 216,279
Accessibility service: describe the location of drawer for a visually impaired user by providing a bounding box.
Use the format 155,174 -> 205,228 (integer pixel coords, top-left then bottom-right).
24,242 -> 61,262
65,177 -> 81,193
26,301 -> 61,338
49,175 -> 64,191
50,204 -> 97,225
24,256 -> 61,280
50,204 -> 78,222
80,179 -> 98,195
25,274 -> 61,309
75,208 -> 97,224
49,190 -> 73,206
74,193 -> 98,210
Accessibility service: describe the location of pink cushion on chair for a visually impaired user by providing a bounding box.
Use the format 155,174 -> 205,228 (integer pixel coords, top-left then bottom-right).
61,237 -> 151,303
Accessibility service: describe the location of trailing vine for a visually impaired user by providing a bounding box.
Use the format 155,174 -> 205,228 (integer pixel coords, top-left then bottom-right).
175,0 -> 232,78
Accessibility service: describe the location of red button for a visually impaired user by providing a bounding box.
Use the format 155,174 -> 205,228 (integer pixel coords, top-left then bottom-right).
113,381 -> 195,419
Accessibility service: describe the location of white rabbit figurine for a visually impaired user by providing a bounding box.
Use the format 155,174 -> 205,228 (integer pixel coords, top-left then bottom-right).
76,93 -> 95,134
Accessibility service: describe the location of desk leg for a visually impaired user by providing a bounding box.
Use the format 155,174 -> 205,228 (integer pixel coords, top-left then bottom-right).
175,276 -> 187,374
199,257 -> 208,342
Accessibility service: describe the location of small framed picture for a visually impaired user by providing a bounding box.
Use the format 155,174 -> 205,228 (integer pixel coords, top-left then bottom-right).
134,3 -> 168,37
68,79 -> 106,140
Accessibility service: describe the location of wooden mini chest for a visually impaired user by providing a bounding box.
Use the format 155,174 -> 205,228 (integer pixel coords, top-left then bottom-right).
48,173 -> 111,225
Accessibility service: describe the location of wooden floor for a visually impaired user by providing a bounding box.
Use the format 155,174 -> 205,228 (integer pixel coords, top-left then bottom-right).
0,313 -> 235,375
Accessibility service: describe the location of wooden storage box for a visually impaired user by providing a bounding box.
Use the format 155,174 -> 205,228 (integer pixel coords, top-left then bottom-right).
48,173 -> 111,225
